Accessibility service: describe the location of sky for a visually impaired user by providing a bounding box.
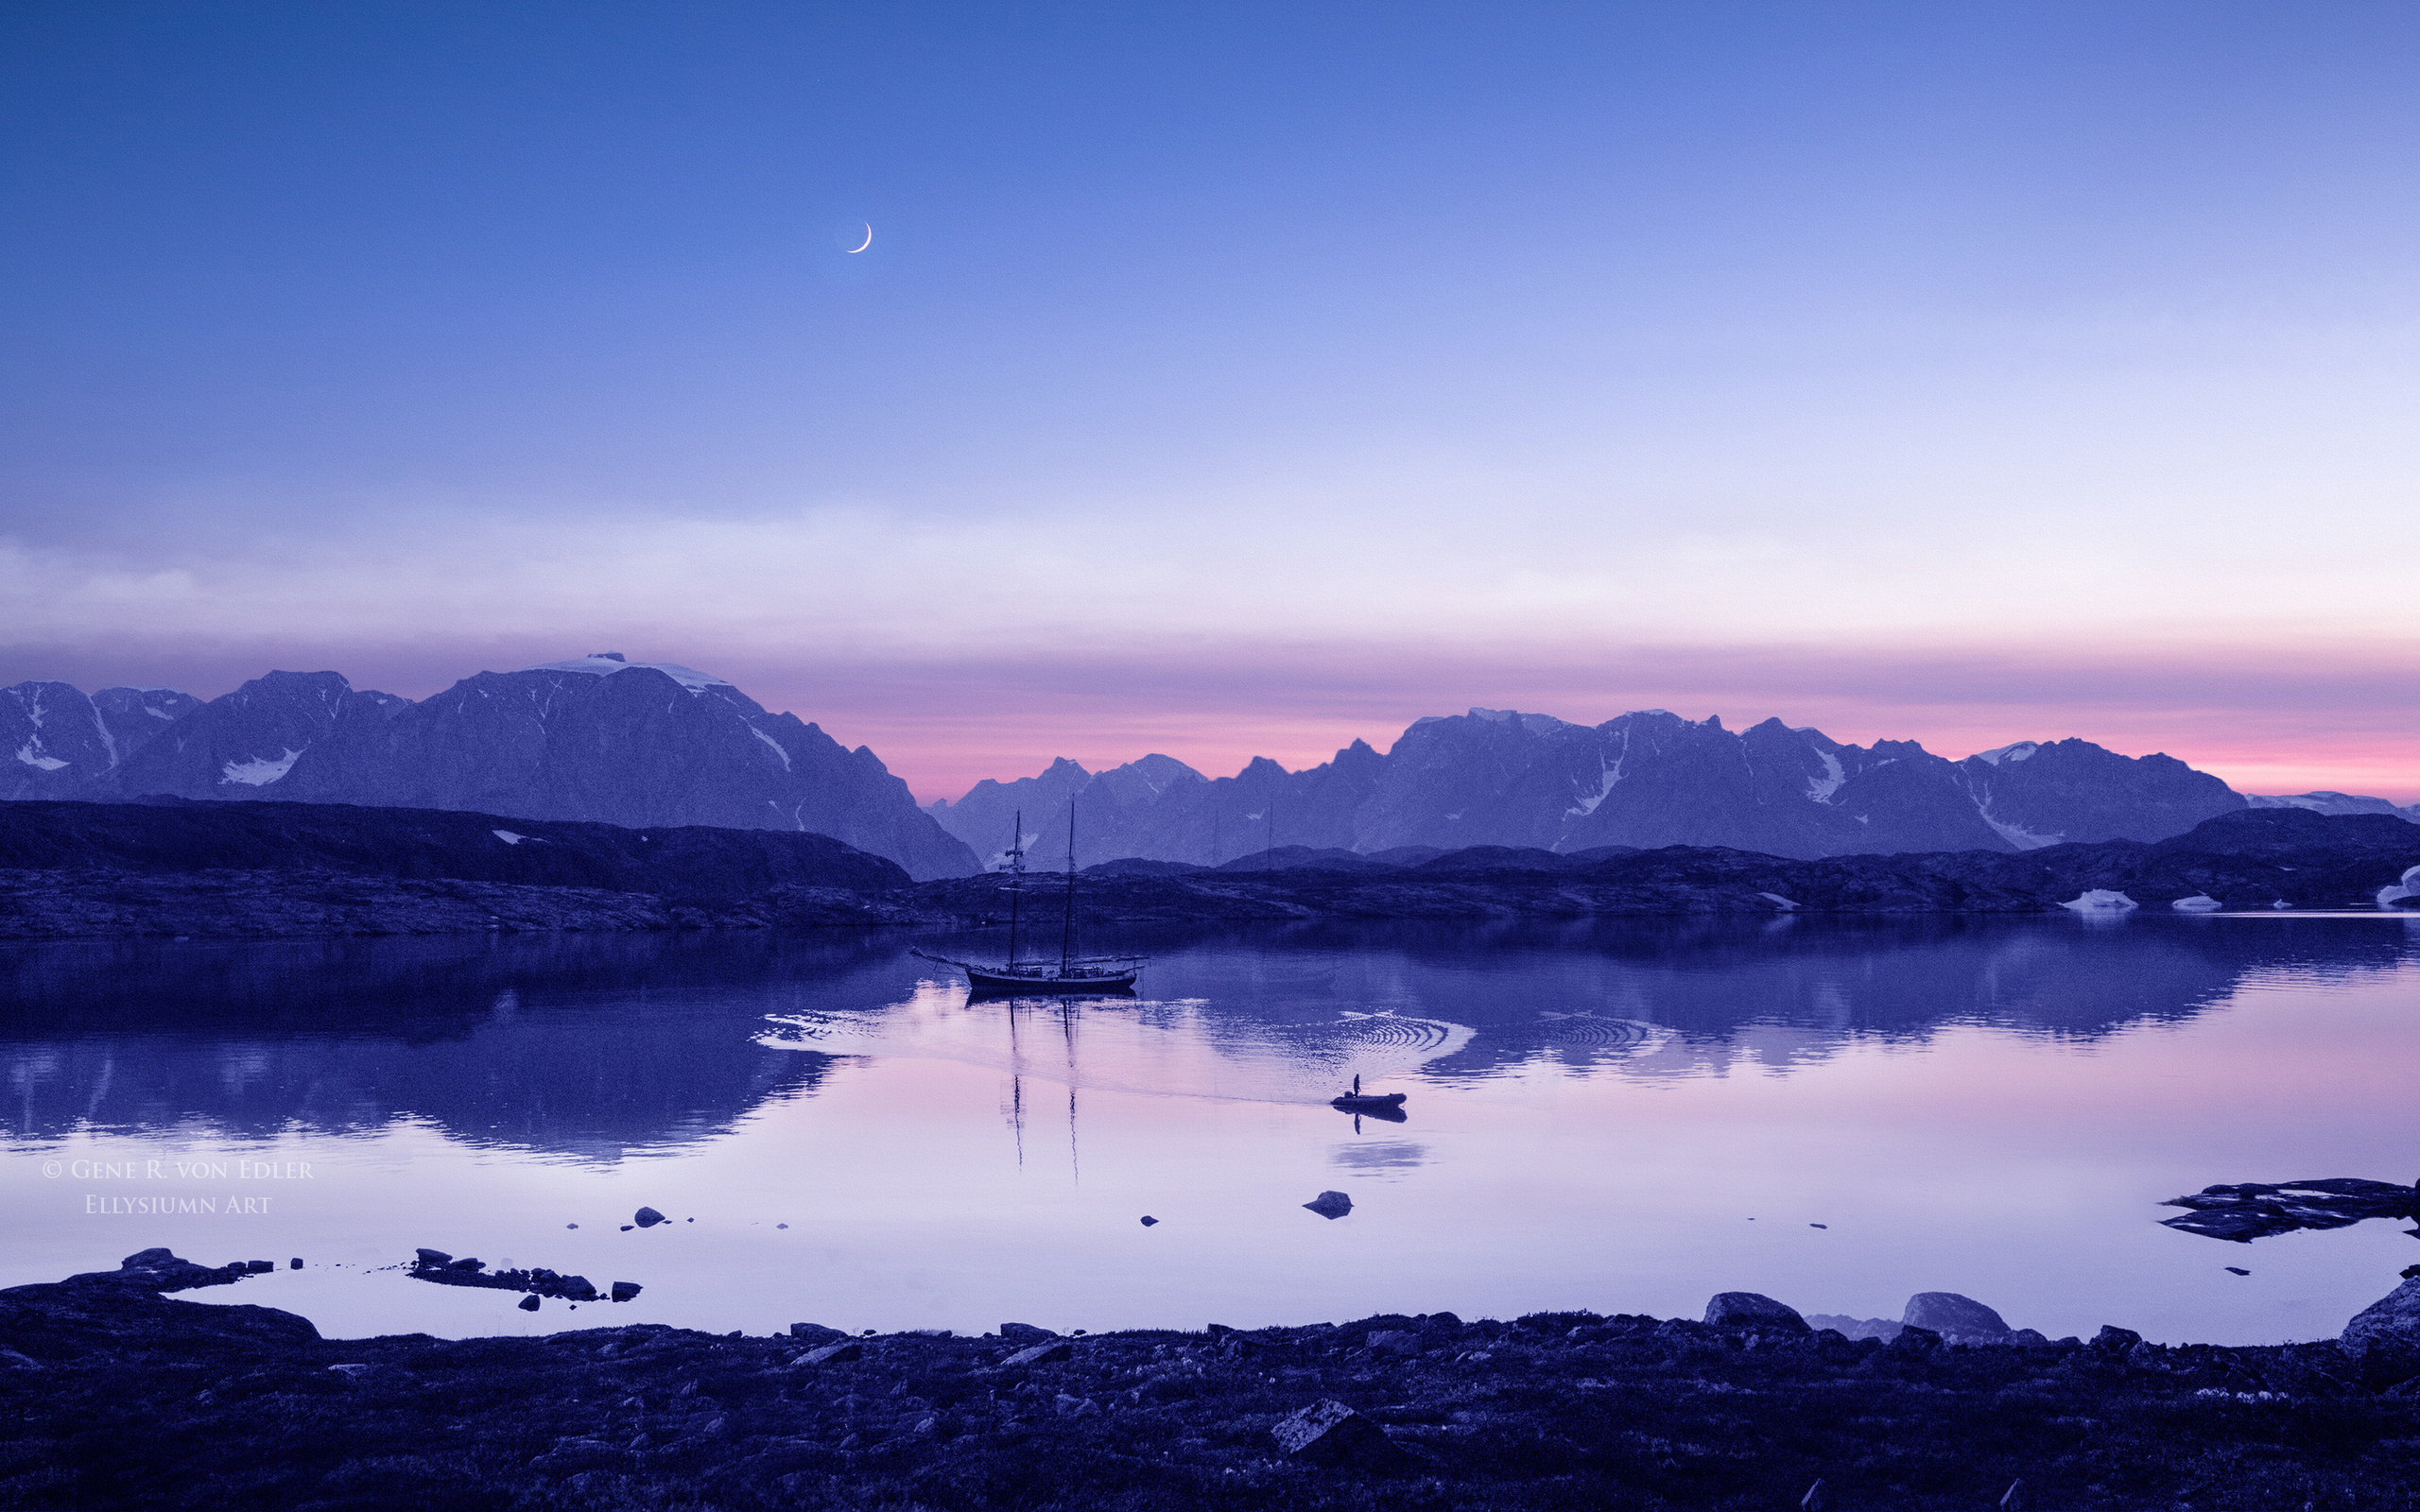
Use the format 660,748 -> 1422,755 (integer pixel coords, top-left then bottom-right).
3,1 -> 2415,803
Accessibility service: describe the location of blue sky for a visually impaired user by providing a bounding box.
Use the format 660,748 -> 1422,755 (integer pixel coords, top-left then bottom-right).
4,3 -> 2415,799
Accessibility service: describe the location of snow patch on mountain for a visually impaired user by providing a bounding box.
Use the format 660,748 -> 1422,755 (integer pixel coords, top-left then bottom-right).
16,744 -> 67,771
521,654 -> 732,692
1806,749 -> 1846,805
1470,707 -> 1573,736
2247,791 -> 2420,820
1979,806 -> 2063,850
751,726 -> 791,769
222,748 -> 303,786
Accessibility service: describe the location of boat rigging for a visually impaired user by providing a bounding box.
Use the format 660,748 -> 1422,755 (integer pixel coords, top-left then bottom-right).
914,804 -> 1146,994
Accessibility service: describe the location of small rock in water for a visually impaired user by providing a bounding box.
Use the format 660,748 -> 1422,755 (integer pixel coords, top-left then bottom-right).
566,1224 -> 578,1229
633,1207 -> 667,1228
1139,1215 -> 1158,1227
518,1295 -> 540,1312
1303,1191 -> 1353,1220
776,1223 -> 787,1229
619,1225 -> 633,1231
1809,1223 -> 1827,1229
413,1248 -> 452,1265
2226,1266 -> 2251,1276
288,1258 -> 302,1269
610,1281 -> 641,1301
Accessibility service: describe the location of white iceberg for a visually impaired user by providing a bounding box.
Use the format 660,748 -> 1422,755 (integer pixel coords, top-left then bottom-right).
2060,889 -> 2138,913
2170,894 -> 2223,912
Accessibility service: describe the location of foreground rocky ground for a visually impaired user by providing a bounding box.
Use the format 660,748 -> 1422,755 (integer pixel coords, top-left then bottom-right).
7,1262 -> 2420,1511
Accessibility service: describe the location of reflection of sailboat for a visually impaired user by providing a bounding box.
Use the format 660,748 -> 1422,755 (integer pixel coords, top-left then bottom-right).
916,806 -> 1144,994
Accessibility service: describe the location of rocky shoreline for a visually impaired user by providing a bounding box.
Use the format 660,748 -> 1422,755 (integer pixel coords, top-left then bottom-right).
7,1251 -> 2420,1509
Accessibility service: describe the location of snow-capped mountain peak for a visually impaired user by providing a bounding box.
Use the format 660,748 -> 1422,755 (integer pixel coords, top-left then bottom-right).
520,654 -> 733,692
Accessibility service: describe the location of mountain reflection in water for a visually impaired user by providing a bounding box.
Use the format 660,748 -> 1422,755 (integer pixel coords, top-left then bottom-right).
1,916 -> 2413,1346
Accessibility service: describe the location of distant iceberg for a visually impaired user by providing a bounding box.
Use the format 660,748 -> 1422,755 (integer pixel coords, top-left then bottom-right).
2060,889 -> 2138,913
2170,894 -> 2223,912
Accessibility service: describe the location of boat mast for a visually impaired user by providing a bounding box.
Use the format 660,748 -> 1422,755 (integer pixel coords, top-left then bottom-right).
1060,802 -> 1078,975
1005,809 -> 1025,968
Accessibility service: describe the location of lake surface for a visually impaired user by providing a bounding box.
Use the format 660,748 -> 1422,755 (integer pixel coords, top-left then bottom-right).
5,915 -> 2417,1347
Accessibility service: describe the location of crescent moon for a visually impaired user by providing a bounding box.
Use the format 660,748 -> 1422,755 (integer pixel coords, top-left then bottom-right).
845,223 -> 873,254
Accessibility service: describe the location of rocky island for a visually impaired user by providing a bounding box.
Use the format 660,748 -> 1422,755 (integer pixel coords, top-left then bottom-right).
1,800 -> 2414,940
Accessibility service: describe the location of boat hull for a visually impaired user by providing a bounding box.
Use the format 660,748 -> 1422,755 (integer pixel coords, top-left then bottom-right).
964,966 -> 1139,994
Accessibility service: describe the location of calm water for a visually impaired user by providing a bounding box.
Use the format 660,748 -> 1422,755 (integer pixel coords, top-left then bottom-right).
5,915 -> 2417,1346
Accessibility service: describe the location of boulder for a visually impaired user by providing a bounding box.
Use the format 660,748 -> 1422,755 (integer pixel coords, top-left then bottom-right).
1903,1292 -> 2010,1340
1270,1400 -> 1409,1469
518,1295 -> 541,1312
2093,1325 -> 2142,1351
2341,1278 -> 2420,1383
610,1281 -> 641,1301
1364,1329 -> 1423,1357
1704,1293 -> 1811,1333
1888,1325 -> 1942,1353
633,1207 -> 667,1228
1004,1341 -> 1072,1366
1303,1191 -> 1354,1220
801,1341 -> 862,1365
414,1248 -> 452,1265
790,1322 -> 845,1340
999,1322 -> 1056,1340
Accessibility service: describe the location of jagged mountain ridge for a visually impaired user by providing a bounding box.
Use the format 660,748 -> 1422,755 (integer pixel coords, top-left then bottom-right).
925,706 -> 2359,867
2,682 -> 203,799
10,657 -> 975,879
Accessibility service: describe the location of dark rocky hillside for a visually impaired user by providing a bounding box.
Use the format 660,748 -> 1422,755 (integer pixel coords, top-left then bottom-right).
0,799 -> 908,898
911,810 -> 2420,927
3,804 -> 2411,940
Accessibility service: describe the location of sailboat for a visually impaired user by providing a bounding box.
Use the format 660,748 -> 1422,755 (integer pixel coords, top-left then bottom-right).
915,806 -> 1145,994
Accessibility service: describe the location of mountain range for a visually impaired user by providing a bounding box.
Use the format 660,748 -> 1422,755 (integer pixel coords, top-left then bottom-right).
925,706 -> 2418,868
10,666 -> 2411,879
3,657 -> 974,879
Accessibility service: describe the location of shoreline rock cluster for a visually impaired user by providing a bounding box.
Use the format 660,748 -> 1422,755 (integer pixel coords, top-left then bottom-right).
7,1253 -> 2420,1509
406,1248 -> 643,1307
